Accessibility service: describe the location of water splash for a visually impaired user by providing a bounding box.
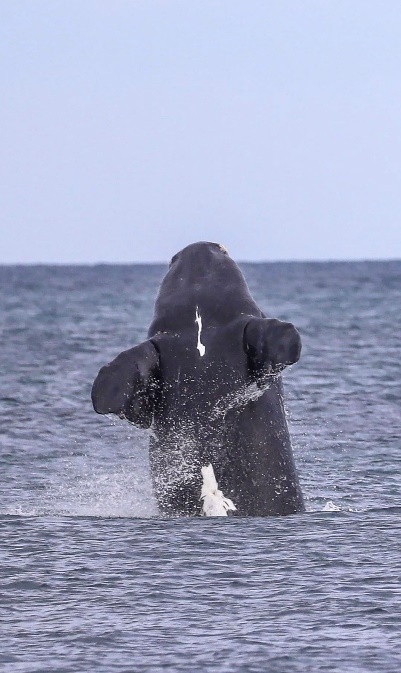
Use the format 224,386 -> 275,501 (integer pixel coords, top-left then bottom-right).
322,500 -> 341,512
48,461 -> 158,518
1,457 -> 158,519
211,375 -> 278,420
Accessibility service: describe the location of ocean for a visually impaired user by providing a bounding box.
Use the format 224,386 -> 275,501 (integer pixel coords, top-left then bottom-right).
1,260 -> 400,672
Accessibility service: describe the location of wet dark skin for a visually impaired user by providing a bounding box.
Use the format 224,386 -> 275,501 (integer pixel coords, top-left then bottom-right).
92,242 -> 304,516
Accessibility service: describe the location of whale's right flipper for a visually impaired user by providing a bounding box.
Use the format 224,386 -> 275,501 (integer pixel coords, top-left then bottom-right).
91,340 -> 160,428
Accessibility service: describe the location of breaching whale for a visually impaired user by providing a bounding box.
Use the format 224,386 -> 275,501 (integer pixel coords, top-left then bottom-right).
91,241 -> 304,516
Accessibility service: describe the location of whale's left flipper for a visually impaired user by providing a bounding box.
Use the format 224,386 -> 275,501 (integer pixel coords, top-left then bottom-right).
244,318 -> 301,375
91,340 -> 160,428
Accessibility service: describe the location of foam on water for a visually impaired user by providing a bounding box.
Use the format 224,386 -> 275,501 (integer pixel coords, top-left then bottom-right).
322,500 -> 342,512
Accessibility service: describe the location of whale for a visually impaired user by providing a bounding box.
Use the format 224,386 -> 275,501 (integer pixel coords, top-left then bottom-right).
91,241 -> 304,516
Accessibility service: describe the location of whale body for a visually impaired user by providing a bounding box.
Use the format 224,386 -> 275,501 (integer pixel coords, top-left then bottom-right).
91,241 -> 304,516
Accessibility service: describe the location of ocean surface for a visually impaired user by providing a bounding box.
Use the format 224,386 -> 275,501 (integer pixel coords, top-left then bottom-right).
1,260 -> 400,672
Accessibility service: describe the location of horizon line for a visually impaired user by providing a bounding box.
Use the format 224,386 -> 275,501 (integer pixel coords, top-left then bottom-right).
1,257 -> 400,267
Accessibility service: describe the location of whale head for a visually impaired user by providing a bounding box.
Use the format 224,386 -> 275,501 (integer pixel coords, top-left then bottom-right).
148,241 -> 261,335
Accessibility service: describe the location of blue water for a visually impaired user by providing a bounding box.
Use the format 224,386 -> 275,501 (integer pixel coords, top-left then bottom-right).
1,261 -> 400,672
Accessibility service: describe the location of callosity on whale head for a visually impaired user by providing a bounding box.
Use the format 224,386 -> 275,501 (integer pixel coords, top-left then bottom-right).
91,241 -> 304,516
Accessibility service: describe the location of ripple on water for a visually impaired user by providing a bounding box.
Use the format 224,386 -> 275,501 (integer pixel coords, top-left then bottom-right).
1,512 -> 401,672
1,262 -> 401,671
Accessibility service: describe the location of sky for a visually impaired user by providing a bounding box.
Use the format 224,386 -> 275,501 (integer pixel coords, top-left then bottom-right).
1,0 -> 400,263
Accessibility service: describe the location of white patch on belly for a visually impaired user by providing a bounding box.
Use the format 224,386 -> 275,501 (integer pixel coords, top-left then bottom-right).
200,464 -> 236,516
195,306 -> 206,357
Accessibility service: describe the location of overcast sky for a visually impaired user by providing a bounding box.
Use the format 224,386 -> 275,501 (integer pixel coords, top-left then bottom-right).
1,1 -> 400,263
